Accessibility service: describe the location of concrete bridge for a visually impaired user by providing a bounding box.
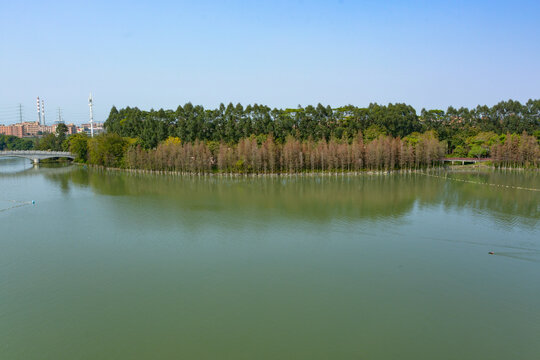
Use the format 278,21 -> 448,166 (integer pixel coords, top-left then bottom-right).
0,150 -> 75,164
443,157 -> 492,165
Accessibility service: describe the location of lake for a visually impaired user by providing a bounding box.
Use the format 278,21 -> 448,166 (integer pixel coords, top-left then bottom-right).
1,157 -> 539,359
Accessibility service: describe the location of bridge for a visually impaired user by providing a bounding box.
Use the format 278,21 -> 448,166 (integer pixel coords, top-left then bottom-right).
0,150 -> 75,164
443,157 -> 492,165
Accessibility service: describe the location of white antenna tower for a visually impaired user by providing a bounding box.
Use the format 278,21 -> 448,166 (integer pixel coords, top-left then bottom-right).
89,93 -> 94,137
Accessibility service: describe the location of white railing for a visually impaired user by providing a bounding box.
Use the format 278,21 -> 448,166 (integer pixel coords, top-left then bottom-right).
0,150 -> 74,157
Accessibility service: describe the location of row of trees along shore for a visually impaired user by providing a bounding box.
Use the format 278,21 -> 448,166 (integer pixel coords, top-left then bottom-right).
19,99 -> 540,172
123,132 -> 446,173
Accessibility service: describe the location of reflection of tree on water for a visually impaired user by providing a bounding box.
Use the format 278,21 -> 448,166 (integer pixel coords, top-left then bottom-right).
0,157 -> 34,175
42,168 -> 540,229
55,170 -> 427,221
0,159 -> 76,195
30,165 -> 77,195
0,162 -> 75,178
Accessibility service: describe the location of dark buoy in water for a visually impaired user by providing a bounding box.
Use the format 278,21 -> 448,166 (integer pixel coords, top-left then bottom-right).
488,251 -> 494,255
32,200 -> 35,205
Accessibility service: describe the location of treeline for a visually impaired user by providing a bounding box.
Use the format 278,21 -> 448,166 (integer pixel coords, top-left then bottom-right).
491,133 -> 540,167
11,99 -> 538,172
124,132 -> 445,173
0,135 -> 34,150
104,99 -> 540,154
68,131 -> 539,173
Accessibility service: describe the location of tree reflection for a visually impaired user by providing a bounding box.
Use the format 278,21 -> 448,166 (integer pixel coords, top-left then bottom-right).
41,167 -> 540,230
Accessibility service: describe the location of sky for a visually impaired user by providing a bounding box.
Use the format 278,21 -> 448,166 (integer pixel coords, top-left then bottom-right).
0,0 -> 539,124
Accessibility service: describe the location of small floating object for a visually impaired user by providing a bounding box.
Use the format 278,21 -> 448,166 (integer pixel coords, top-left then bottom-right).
32,200 -> 35,205
488,251 -> 494,255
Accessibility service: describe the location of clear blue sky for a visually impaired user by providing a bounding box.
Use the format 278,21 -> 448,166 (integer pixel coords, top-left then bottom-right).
0,0 -> 539,124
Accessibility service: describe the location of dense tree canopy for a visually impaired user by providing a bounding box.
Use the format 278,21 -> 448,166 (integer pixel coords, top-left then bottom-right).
0,135 -> 34,150
104,99 -> 540,151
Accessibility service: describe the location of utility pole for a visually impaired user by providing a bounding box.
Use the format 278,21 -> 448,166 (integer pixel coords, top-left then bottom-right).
19,104 -> 23,123
88,93 -> 94,137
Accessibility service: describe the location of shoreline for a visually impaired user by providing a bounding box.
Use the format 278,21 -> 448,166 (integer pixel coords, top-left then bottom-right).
83,163 -> 538,177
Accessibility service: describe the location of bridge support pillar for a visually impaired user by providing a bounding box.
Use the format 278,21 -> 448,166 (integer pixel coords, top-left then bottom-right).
32,158 -> 40,164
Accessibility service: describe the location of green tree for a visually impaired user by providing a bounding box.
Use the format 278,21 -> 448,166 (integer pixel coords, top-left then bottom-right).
88,133 -> 129,167
452,145 -> 467,157
0,135 -> 34,150
37,133 -> 59,151
69,133 -> 89,162
56,123 -> 68,138
468,145 -> 488,159
364,124 -> 387,142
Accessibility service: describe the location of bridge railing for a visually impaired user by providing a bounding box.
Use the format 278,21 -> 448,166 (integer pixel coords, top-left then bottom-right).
0,150 -> 74,156
443,158 -> 492,161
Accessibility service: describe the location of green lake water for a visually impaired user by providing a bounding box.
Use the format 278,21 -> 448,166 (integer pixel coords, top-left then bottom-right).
1,157 -> 539,359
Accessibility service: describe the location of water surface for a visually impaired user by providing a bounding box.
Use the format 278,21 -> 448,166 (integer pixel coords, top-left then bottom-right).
1,158 -> 539,359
